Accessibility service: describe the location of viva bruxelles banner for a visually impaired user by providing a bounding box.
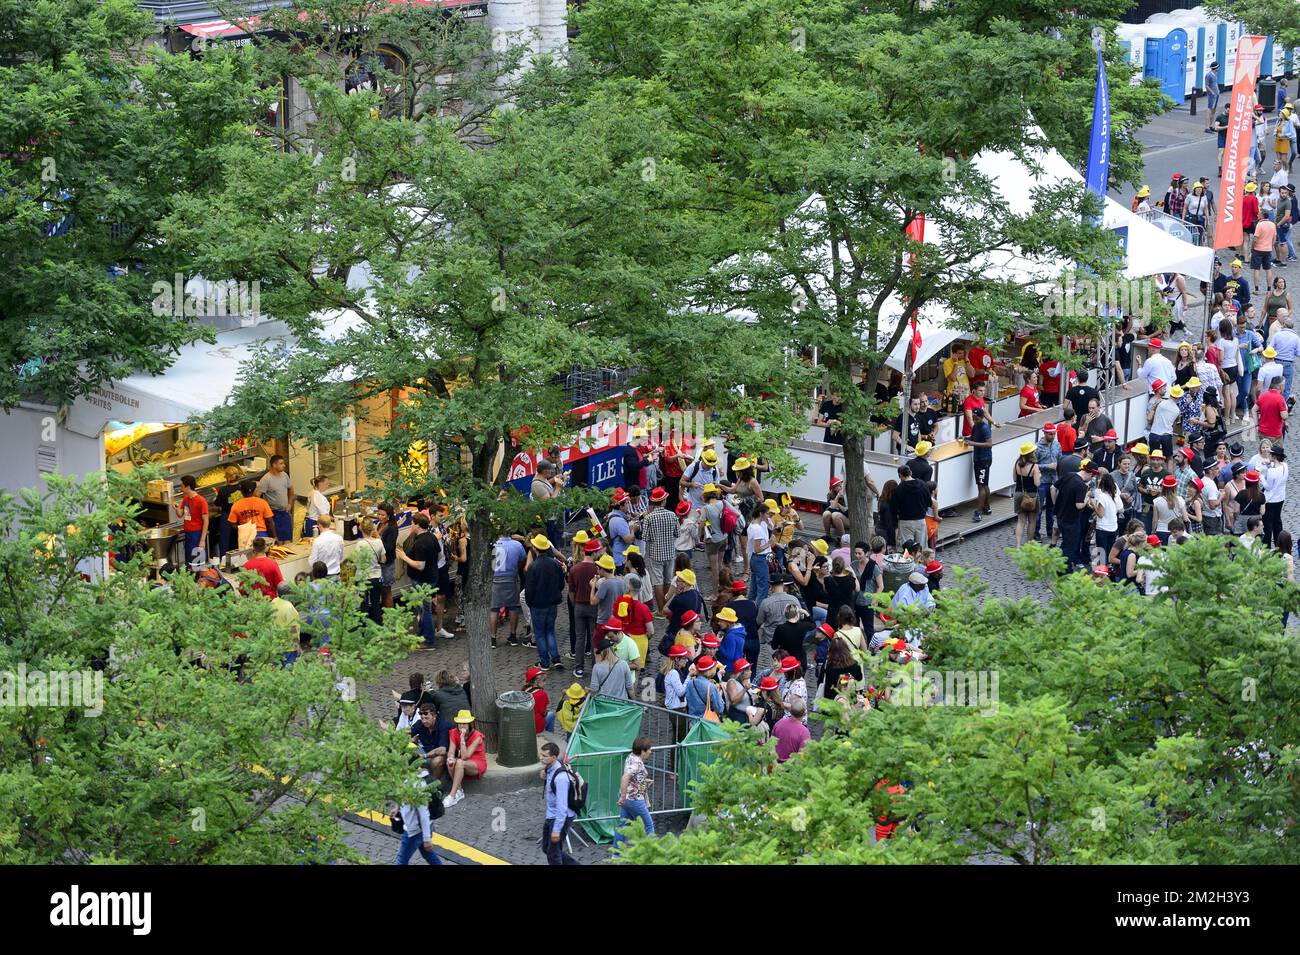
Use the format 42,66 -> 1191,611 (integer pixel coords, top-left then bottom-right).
1215,35 -> 1268,249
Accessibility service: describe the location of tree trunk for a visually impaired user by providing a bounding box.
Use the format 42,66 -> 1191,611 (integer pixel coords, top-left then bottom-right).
841,431 -> 873,545
464,514 -> 501,751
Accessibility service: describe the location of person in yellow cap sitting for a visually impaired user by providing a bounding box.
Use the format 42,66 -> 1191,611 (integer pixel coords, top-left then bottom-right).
428,710 -> 486,808
556,683 -> 587,739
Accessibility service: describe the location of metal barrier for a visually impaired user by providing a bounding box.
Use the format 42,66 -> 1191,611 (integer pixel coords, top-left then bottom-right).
565,696 -> 726,844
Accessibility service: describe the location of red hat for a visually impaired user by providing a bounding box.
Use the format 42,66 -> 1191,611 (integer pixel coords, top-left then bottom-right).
611,487 -> 628,504
679,609 -> 700,627
1149,338 -> 1163,348
649,486 -> 668,503
882,637 -> 909,654
675,500 -> 691,517
758,675 -> 779,692
1161,474 -> 1177,488
1044,422 -> 1057,433
583,539 -> 602,553
1147,534 -> 1162,547
731,580 -> 748,593
1092,565 -> 1110,576
318,646 -> 332,656
879,612 -> 896,625
1192,477 -> 1205,492
779,656 -> 801,673
1246,469 -> 1261,483
1255,103 -> 1265,112
695,655 -> 718,673
1151,378 -> 1166,392
830,476 -> 844,487
700,632 -> 721,649
1104,429 -> 1118,441
817,622 -> 835,640
603,616 -> 624,632
925,559 -> 943,574
1180,447 -> 1194,461
730,658 -> 752,673
525,666 -> 545,682
668,644 -> 689,659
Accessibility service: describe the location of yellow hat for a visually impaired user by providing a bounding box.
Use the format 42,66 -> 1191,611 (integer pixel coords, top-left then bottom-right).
1169,385 -> 1184,398
701,450 -> 718,466
1186,376 -> 1201,388
624,544 -> 641,556
1131,443 -> 1150,455
564,683 -> 586,701
810,539 -> 829,556
1246,181 -> 1258,193
1137,185 -> 1150,198
531,534 -> 551,550
676,568 -> 697,586
453,709 -> 475,724
1019,441 -> 1035,455
717,606 -> 738,623
914,440 -> 932,456
703,438 -> 717,447
733,456 -> 753,470
702,483 -> 720,495
765,498 -> 780,512
1231,258 -> 1244,268
573,530 -> 590,544
596,554 -> 615,571
1265,346 -> 1277,358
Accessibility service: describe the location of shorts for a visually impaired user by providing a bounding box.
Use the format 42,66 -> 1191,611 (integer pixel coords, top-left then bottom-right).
490,576 -> 521,612
973,463 -> 990,486
705,539 -> 726,556
1251,250 -> 1274,270
647,556 -> 675,588
438,567 -> 453,598
1224,366 -> 1240,385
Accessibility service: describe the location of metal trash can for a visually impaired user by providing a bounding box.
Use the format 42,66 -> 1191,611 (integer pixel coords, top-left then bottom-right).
496,691 -> 538,767
883,555 -> 915,595
1259,78 -> 1278,111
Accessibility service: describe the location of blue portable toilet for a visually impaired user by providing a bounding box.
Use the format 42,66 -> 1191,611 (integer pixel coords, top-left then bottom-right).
1262,35 -> 1275,77
1145,28 -> 1189,101
1194,25 -> 1207,90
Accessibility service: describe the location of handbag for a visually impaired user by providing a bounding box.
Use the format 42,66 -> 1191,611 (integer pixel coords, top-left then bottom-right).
1019,493 -> 1040,514
699,677 -> 721,724
390,810 -> 404,834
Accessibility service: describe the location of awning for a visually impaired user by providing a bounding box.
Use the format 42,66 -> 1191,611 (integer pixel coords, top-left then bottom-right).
177,0 -> 482,40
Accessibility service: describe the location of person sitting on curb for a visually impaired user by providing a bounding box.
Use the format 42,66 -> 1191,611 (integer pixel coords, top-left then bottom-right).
427,709 -> 486,808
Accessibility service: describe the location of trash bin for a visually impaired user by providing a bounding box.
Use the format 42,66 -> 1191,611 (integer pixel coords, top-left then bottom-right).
883,555 -> 915,595
496,691 -> 538,767
1259,78 -> 1278,111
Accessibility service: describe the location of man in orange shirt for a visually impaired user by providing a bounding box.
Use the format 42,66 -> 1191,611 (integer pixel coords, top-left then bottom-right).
227,480 -> 278,543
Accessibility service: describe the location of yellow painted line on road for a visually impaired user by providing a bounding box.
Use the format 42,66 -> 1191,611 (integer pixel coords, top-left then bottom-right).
250,764 -> 511,865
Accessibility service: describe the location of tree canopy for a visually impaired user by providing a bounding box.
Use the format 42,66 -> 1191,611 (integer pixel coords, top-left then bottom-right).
621,538 -> 1300,864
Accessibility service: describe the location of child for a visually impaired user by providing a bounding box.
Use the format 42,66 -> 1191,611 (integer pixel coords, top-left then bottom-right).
557,683 -> 587,740
524,666 -> 554,734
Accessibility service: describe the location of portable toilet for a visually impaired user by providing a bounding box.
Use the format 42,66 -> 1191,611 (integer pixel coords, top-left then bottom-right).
1116,23 -> 1148,81
1145,26 -> 1190,101
1262,35 -> 1276,77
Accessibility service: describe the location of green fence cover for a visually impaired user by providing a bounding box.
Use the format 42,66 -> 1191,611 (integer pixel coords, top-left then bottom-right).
566,696 -> 646,842
677,718 -> 728,805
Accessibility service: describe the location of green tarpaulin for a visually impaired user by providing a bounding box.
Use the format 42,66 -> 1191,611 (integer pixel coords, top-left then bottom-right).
566,696 -> 647,843
677,718 -> 728,804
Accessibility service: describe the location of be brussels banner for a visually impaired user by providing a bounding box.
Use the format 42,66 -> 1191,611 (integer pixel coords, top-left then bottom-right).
1083,39 -> 1111,211
1215,36 -> 1268,249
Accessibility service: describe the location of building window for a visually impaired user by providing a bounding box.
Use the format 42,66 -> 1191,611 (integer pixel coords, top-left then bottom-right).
345,45 -> 411,119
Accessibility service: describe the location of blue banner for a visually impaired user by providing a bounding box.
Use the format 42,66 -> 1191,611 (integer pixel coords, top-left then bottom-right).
1084,45 -> 1110,210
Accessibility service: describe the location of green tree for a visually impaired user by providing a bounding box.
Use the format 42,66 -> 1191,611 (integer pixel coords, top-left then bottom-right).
1205,1 -> 1300,51
573,0 -> 1167,540
621,539 -> 1300,864
0,0 -> 267,409
164,2 -> 808,746
0,472 -> 419,863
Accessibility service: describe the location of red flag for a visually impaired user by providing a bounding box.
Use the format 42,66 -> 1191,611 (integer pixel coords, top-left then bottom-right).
1215,36 -> 1267,250
905,215 -> 926,363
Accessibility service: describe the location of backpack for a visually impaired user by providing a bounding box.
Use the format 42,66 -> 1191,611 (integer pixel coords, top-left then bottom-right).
720,504 -> 739,535
550,763 -> 588,813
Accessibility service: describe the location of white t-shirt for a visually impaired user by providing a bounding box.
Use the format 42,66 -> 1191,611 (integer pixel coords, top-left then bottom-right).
1218,337 -> 1241,372
1139,557 -> 1164,596
1150,396 -> 1180,434
747,520 -> 771,558
306,490 -> 330,522
1201,479 -> 1222,517
1258,360 -> 1284,393
1095,491 -> 1121,532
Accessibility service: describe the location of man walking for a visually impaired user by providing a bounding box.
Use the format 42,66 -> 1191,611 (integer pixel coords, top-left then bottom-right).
525,534 -> 566,670
640,487 -> 679,609
541,742 -> 579,865
394,769 -> 442,866
1204,62 -> 1220,132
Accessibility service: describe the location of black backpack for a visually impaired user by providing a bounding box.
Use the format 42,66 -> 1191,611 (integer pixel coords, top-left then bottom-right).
551,763 -> 588,813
